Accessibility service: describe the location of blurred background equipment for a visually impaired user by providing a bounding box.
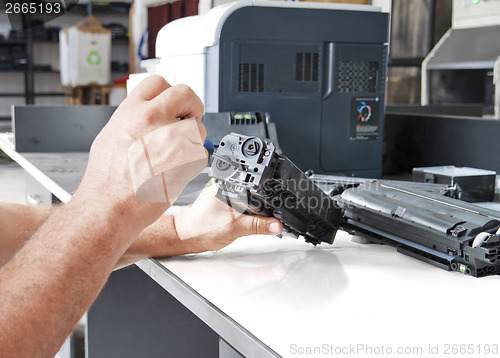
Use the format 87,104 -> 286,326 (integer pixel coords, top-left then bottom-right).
421,0 -> 500,118
129,1 -> 389,177
0,2 -> 131,120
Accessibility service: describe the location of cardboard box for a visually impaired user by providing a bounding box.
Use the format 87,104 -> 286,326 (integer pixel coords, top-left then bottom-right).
60,16 -> 111,87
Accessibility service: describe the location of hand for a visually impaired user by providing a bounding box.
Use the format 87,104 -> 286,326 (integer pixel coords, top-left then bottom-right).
75,75 -> 207,232
173,184 -> 284,253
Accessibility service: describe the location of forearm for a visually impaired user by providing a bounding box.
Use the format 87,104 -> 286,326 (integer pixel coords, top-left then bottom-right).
0,203 -> 52,266
0,203 -> 189,271
116,214 -> 197,270
117,185 -> 285,269
0,197 -> 141,358
0,76 -> 207,358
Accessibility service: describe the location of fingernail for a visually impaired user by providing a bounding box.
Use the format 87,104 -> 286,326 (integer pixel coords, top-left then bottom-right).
268,221 -> 281,234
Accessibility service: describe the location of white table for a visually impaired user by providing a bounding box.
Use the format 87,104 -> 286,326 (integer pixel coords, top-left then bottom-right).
2,132 -> 499,358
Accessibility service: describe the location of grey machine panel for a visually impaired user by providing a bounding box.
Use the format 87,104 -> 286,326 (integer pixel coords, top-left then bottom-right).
218,6 -> 388,177
426,26 -> 500,70
384,112 -> 500,174
13,105 -> 116,152
88,266 -> 219,358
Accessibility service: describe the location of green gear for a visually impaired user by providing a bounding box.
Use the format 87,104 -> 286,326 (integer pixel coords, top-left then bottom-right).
86,50 -> 102,66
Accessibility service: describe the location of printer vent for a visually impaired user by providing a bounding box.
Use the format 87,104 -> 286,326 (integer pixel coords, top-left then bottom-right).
337,60 -> 379,93
296,53 -> 319,82
239,63 -> 265,92
237,43 -> 320,94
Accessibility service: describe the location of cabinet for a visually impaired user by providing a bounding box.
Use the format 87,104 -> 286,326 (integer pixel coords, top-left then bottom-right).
0,1 -> 131,120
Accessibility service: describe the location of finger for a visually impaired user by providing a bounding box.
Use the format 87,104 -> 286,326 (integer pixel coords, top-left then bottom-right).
237,215 -> 283,237
151,84 -> 205,122
128,75 -> 171,101
168,118 -> 207,152
197,122 -> 207,147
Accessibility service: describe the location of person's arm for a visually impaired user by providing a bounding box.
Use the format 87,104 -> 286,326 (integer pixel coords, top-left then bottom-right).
0,203 -> 52,266
0,196 -> 142,357
117,185 -> 283,269
0,75 -> 208,358
0,186 -> 283,270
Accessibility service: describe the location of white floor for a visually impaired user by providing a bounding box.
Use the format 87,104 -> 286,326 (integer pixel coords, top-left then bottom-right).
0,156 -> 26,204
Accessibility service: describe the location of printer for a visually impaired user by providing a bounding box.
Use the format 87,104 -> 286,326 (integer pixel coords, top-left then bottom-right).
128,0 -> 389,177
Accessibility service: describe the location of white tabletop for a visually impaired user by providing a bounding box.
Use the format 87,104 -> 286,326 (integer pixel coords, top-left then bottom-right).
3,132 -> 499,358
148,232 -> 500,358
0,133 -> 85,203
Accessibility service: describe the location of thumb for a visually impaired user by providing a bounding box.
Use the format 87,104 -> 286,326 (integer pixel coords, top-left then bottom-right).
237,215 -> 283,236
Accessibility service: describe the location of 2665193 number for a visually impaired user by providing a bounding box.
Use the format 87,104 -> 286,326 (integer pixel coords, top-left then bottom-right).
443,344 -> 499,355
6,2 -> 62,14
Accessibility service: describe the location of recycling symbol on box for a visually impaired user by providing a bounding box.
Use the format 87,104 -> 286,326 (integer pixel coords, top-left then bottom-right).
87,50 -> 102,66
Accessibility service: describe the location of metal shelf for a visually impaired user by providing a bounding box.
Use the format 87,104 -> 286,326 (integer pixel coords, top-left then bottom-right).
0,8 -> 130,107
0,39 -> 26,45
34,92 -> 65,96
388,57 -> 425,67
0,93 -> 25,97
0,92 -> 64,97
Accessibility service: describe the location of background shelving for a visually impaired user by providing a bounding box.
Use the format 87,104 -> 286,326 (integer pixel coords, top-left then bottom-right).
0,1 -> 131,120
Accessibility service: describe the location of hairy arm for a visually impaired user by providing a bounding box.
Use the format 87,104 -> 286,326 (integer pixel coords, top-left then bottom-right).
0,75 -> 283,357
0,195 -> 143,358
0,193 -> 281,357
0,76 -> 208,358
1,186 -> 283,271
0,203 -> 176,270
0,203 -> 52,266
0,192 -> 280,357
118,185 -> 283,269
